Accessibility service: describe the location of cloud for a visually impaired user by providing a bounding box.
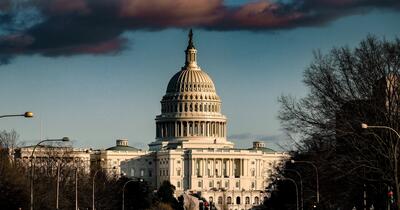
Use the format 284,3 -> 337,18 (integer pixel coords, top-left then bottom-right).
0,0 -> 399,64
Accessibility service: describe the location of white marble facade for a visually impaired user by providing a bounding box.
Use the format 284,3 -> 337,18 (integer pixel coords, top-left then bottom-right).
120,30 -> 287,210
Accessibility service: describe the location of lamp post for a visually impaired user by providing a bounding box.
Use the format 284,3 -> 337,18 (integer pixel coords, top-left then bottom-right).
122,178 -> 143,210
278,177 -> 299,210
361,123 -> 400,209
92,167 -> 116,210
30,137 -> 70,210
0,112 -> 34,118
285,169 -> 304,210
75,167 -> 78,210
291,160 -> 319,204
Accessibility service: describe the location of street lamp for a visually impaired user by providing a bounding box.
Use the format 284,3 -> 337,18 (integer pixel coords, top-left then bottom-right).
291,160 -> 320,204
92,167 -> 116,210
30,137 -> 70,210
361,123 -> 400,138
0,111 -> 34,118
122,178 -> 143,210
75,167 -> 79,210
285,169 -> 304,210
278,177 -> 299,210
361,123 -> 400,209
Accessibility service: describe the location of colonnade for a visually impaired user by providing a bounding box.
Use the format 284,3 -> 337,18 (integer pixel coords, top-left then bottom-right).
191,158 -> 251,178
156,121 -> 226,138
161,102 -> 221,113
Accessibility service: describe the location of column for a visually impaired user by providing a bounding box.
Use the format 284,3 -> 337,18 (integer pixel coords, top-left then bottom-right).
217,122 -> 219,137
174,122 -> 177,137
205,158 -> 209,177
200,158 -> 204,177
186,121 -> 189,137
213,158 -> 216,177
220,122 -> 222,137
212,122 -> 214,137
241,159 -> 244,176
227,159 -> 231,177
192,158 -> 196,177
206,122 -> 209,136
181,121 -> 184,137
245,159 -> 248,176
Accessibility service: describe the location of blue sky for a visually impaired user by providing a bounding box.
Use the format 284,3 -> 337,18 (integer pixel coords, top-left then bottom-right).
0,1 -> 399,150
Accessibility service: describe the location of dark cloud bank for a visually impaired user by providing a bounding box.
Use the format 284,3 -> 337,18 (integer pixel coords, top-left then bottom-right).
0,0 -> 399,64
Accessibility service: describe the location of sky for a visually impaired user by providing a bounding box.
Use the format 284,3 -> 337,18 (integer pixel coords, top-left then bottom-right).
0,0 -> 399,150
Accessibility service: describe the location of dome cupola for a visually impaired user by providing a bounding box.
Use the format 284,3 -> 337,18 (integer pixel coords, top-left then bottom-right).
149,29 -> 234,151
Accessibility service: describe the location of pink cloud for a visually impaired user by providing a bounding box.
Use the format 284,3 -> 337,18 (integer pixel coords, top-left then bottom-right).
42,0 -> 90,15
0,0 -> 11,11
119,0 -> 223,26
229,1 -> 304,28
69,38 -> 127,55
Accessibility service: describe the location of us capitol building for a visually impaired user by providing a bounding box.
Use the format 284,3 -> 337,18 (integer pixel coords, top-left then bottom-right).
111,30 -> 287,210
14,30 -> 287,210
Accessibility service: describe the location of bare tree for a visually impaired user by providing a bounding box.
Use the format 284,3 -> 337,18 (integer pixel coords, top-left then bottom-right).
0,130 -> 29,209
278,36 -> 400,209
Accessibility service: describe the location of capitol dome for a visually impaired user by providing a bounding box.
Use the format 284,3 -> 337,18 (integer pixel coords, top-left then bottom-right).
166,69 -> 216,93
149,29 -> 234,151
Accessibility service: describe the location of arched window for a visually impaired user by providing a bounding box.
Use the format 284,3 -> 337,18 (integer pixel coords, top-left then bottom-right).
209,196 -> 213,203
218,196 -> 222,204
254,196 -> 259,205
245,197 -> 250,204
236,196 -> 241,204
227,196 -> 232,204
130,168 -> 135,176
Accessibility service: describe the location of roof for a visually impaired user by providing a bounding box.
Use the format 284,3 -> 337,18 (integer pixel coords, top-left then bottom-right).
106,145 -> 140,151
248,147 -> 276,153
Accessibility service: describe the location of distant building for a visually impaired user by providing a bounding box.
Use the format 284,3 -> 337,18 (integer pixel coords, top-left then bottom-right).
120,30 -> 288,210
90,139 -> 148,175
14,145 -> 91,173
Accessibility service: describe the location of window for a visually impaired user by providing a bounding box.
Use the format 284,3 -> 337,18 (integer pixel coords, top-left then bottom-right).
245,197 -> 250,204
198,181 -> 202,188
254,197 -> 259,205
251,182 -> 255,189
209,181 -> 214,188
148,170 -> 152,177
225,181 -> 229,188
235,181 -> 240,188
130,168 -> 135,176
218,196 -> 222,204
140,169 -> 144,177
227,197 -> 232,204
177,169 -> 181,176
236,197 -> 241,204
251,170 -> 255,177
209,197 -> 213,203
177,181 -> 181,188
